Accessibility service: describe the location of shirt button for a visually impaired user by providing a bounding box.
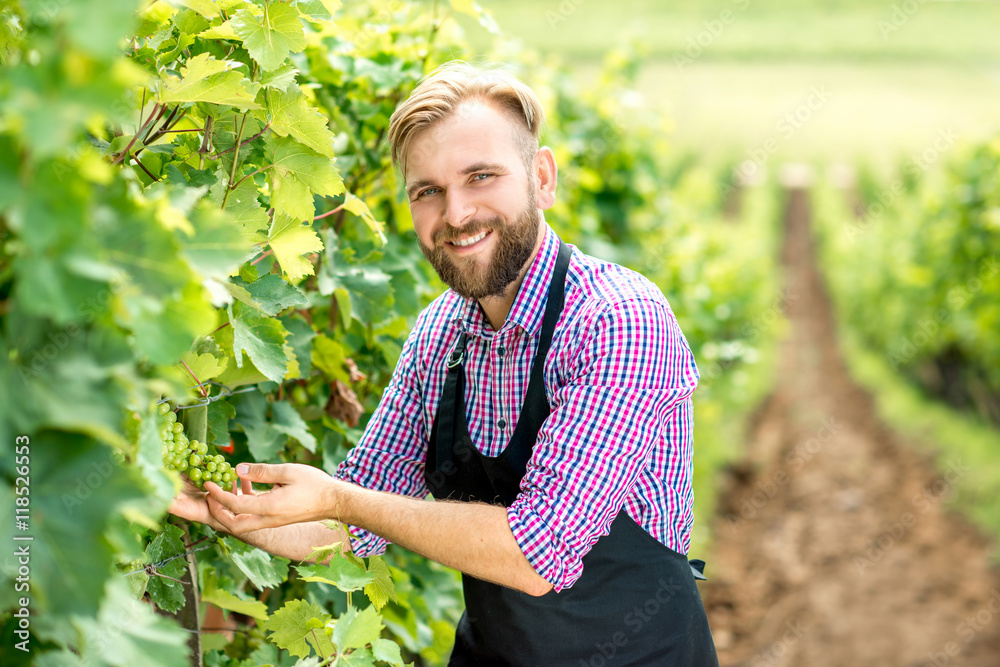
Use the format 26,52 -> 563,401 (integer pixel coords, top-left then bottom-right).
497,346 -> 505,357
497,418 -> 507,429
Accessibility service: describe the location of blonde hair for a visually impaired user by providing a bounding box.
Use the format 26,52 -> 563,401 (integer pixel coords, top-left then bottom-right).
388,61 -> 546,174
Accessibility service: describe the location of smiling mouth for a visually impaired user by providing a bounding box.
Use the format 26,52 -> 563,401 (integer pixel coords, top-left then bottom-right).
447,230 -> 490,248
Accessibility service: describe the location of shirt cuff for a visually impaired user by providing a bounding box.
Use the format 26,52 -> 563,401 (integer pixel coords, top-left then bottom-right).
345,525 -> 389,558
506,502 -> 581,593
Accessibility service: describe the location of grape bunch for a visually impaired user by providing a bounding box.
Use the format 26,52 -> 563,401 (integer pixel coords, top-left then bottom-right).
157,402 -> 235,491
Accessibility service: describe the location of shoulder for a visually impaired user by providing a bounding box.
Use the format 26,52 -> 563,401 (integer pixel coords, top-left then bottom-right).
563,245 -> 675,324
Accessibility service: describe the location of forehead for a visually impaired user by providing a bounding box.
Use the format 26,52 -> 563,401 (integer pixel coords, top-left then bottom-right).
404,100 -> 523,182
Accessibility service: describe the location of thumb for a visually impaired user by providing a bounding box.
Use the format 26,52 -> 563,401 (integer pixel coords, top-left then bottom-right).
235,462 -> 288,484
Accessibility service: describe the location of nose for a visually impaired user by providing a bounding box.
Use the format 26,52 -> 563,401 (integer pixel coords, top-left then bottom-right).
442,187 -> 476,227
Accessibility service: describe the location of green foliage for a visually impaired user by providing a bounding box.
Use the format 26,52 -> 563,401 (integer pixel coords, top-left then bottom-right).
0,0 -> 785,665
814,137 -> 1000,425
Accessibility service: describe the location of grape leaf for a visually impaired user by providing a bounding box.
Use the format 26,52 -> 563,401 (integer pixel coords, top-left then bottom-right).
282,314 -> 317,377
342,193 -> 387,244
296,557 -> 374,592
263,599 -> 331,659
72,579 -> 189,667
364,556 -> 397,611
265,89 -> 339,157
258,62 -> 300,92
298,0 -> 342,21
181,351 -> 227,383
179,203 -> 254,280
123,283 -> 217,366
201,585 -> 269,621
231,4 -> 306,72
171,0 -> 220,19
271,400 -> 317,452
223,536 -> 291,590
268,214 -> 326,283
331,606 -> 383,651
231,273 -> 307,316
266,134 -> 345,220
339,648 -> 377,667
371,638 -> 405,667
144,524 -> 187,613
228,300 -> 291,383
312,334 -> 350,383
204,399 -> 234,450
159,53 -> 261,108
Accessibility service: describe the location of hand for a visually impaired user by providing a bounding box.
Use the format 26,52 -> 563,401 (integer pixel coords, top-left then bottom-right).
168,477 -> 228,533
204,462 -> 339,533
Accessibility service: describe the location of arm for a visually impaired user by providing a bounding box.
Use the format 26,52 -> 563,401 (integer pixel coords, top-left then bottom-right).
506,297 -> 699,591
203,463 -> 552,596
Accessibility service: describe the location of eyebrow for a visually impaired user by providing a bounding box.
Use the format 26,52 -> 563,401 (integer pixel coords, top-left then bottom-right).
405,162 -> 508,199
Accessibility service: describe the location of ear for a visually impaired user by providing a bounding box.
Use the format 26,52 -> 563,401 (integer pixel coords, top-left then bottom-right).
533,146 -> 557,210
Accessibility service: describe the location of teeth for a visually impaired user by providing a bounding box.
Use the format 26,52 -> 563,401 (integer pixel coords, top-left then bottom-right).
451,231 -> 487,247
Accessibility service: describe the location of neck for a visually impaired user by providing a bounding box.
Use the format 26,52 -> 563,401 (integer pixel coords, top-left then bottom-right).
477,223 -> 547,331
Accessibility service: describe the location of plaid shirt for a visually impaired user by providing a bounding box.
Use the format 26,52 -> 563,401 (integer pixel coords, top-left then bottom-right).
337,224 -> 700,592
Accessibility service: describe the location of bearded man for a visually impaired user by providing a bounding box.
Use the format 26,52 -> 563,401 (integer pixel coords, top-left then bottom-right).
172,61 -> 719,666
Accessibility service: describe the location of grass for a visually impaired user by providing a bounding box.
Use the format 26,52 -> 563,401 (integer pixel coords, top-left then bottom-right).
456,0 -> 1000,167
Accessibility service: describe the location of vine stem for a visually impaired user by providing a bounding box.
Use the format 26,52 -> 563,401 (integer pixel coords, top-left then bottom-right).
313,203 -> 345,222
113,102 -> 165,165
221,111 -> 248,210
251,248 -> 273,265
180,358 -> 209,398
210,121 -> 270,158
231,164 -> 273,193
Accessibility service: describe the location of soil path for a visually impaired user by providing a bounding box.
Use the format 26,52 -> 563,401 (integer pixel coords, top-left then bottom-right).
700,185 -> 1000,667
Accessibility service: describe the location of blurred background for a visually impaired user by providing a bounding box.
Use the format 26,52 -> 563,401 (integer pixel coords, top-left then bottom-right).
2,1 -> 999,665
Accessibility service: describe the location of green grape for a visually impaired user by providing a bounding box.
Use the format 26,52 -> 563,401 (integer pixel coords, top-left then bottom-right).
214,455 -> 224,464
189,454 -> 202,468
176,459 -> 189,472
172,422 -> 184,434
211,471 -> 223,483
165,411 -> 177,424
175,434 -> 189,447
189,468 -> 203,483
205,461 -> 217,473
158,402 -> 170,416
222,471 -> 234,483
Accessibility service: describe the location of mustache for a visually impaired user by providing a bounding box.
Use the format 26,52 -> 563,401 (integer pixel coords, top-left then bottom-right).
433,218 -> 503,246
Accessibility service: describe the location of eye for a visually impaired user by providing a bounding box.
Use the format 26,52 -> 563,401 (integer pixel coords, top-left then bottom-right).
471,173 -> 494,183
416,187 -> 440,199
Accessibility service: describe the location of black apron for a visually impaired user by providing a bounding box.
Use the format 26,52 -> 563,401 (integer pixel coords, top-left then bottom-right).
425,240 -> 719,666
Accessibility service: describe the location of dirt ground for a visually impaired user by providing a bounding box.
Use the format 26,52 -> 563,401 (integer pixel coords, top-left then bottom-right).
700,187 -> 1000,667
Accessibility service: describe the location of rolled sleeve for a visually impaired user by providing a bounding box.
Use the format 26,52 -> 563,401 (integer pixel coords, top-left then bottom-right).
506,298 -> 698,591
335,323 -> 430,557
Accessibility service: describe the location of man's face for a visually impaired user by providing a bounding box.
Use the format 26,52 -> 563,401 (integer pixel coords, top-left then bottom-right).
404,101 -> 542,300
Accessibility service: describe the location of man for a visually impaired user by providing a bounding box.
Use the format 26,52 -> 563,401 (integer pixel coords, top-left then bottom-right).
172,62 -> 719,666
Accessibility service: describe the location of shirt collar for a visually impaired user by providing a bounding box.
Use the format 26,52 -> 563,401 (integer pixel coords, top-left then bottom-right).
451,223 -> 561,339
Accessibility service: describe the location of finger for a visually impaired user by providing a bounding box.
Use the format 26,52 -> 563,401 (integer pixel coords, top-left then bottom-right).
239,476 -> 256,496
208,496 -> 273,532
234,462 -> 290,485
204,481 -> 260,514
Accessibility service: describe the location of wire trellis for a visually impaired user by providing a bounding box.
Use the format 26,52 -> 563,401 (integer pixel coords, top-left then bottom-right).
156,380 -> 257,410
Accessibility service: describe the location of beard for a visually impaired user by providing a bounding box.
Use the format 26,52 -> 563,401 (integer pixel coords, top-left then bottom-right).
419,192 -> 541,301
